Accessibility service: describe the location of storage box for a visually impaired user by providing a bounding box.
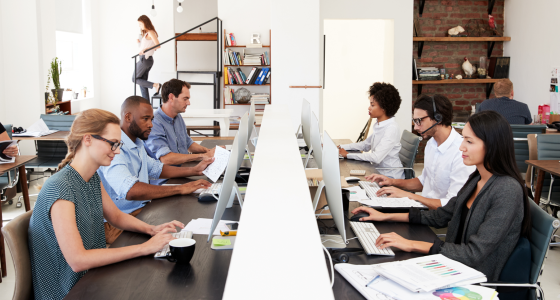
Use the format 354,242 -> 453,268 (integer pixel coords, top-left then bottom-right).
305,169 -> 349,219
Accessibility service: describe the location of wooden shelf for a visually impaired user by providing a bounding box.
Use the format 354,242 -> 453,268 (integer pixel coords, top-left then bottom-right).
413,37 -> 511,42
226,45 -> 270,48
225,84 -> 270,86
413,79 -> 501,84
413,79 -> 500,99
175,33 -> 217,41
414,36 -> 511,58
225,65 -> 270,67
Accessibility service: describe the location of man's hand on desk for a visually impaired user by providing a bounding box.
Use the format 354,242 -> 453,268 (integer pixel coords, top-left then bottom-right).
193,157 -> 215,175
141,229 -> 178,255
180,179 -> 212,194
149,220 -> 185,236
376,186 -> 413,199
366,174 -> 395,187
338,148 -> 349,158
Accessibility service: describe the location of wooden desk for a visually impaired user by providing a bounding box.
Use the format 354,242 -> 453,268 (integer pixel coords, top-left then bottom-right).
0,155 -> 36,280
14,131 -> 69,141
526,160 -> 560,205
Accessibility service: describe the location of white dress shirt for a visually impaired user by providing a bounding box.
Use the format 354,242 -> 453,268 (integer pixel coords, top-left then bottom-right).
418,128 -> 476,206
341,117 -> 404,179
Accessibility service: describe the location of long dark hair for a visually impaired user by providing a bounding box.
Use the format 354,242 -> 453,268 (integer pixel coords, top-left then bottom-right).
467,110 -> 531,237
138,15 -> 158,37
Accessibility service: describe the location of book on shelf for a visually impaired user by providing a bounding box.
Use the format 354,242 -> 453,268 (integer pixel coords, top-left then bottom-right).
224,87 -> 238,104
243,51 -> 270,66
250,93 -> 270,105
228,33 -> 236,46
245,67 -> 257,84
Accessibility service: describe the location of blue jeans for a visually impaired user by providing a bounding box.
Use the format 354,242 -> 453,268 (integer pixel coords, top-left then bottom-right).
132,55 -> 154,100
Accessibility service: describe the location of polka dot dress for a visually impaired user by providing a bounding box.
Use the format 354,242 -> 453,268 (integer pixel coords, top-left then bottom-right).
28,164 -> 106,300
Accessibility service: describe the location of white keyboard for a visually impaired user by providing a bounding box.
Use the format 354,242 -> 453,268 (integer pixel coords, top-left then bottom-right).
349,221 -> 395,256
359,181 -> 387,200
154,231 -> 193,258
199,183 -> 222,195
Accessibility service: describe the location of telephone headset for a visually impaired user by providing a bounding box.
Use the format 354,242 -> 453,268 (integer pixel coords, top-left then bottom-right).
419,95 -> 442,135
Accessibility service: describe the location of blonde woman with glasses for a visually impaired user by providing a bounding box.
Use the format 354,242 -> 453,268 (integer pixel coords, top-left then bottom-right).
28,109 -> 182,300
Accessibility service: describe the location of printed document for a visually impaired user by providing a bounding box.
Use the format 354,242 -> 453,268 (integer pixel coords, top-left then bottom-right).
203,146 -> 231,182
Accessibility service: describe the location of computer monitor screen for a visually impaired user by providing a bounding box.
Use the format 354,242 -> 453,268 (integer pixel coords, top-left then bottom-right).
236,113 -> 249,171
310,112 -> 322,169
301,99 -> 311,149
207,132 -> 241,241
322,131 -> 347,242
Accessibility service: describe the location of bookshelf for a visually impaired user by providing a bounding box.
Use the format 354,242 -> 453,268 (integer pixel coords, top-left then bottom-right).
414,36 -> 511,59
413,79 -> 501,98
223,29 -> 271,107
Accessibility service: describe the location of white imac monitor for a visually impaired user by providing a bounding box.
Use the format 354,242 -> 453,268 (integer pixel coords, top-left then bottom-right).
310,112 -> 322,169
207,132 -> 242,242
321,131 -> 347,242
301,99 -> 312,149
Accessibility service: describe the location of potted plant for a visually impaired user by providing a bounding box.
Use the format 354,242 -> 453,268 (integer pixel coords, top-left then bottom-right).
50,57 -> 63,103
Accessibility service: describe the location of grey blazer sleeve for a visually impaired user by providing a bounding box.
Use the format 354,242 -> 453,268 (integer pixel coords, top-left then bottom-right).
415,196 -> 458,228
439,178 -> 523,268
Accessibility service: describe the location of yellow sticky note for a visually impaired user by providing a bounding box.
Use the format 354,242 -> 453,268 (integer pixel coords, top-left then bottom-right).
213,238 -> 231,247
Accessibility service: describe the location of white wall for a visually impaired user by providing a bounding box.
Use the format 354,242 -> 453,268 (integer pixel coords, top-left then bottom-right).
269,0 -> 320,132
95,0 -> 175,117
320,0 -> 413,134
323,19 -> 394,141
504,0 -> 560,116
0,0 -> 54,154
55,0 -> 83,34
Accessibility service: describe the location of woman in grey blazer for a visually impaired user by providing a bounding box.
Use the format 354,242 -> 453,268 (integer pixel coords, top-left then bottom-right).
352,110 -> 532,281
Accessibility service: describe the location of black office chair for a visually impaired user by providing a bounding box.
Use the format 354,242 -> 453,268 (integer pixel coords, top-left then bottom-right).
510,125 -> 547,177
481,200 -> 560,300
376,130 -> 421,180
1,124 -> 21,206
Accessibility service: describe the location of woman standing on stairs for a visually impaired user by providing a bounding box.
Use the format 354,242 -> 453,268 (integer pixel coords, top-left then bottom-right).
133,15 -> 162,101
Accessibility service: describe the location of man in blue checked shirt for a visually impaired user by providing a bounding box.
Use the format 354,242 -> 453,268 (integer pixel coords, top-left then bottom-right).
145,79 -> 220,185
98,96 -> 213,244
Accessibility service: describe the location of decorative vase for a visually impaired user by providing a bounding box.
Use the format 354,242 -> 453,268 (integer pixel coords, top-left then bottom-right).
51,88 -> 64,102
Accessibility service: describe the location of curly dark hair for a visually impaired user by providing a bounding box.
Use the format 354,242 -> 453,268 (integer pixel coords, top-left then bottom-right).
368,82 -> 402,117
161,79 -> 191,103
413,94 -> 453,126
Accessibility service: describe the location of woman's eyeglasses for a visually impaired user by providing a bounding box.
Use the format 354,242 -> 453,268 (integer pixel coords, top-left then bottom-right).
91,135 -> 124,151
412,116 -> 429,126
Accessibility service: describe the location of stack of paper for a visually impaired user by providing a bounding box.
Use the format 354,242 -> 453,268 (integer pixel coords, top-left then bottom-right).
183,218 -> 236,236
359,197 -> 426,208
202,146 -> 231,182
343,186 -> 369,202
12,119 -> 58,137
336,259 -> 496,300
372,254 -> 487,293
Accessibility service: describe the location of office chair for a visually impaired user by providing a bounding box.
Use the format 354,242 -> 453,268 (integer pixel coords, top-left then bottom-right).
1,210 -> 33,299
21,114 -> 76,203
376,130 -> 421,180
510,125 -> 547,177
1,124 -> 21,206
480,200 -> 560,300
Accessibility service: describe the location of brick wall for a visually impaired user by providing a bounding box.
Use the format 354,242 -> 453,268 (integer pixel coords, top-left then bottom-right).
412,0 -> 505,162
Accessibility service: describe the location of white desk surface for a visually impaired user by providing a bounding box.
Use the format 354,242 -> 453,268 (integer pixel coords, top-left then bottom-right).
180,109 -> 234,118
224,105 -> 334,299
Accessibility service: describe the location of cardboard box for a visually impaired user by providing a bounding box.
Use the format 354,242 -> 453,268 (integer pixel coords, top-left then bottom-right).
305,169 -> 349,219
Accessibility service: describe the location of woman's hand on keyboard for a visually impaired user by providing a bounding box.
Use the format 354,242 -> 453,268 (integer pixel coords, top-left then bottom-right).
365,174 -> 393,187
193,157 -> 215,175
141,229 -> 177,255
351,206 -> 386,222
181,179 -> 212,194
375,232 -> 432,254
149,220 -> 185,236
376,186 -> 412,198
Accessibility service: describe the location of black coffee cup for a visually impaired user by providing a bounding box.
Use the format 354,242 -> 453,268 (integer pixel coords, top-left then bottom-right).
166,238 -> 196,264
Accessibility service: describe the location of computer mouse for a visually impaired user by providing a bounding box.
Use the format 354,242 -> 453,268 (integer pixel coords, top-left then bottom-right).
345,176 -> 361,183
350,212 -> 371,222
198,193 -> 218,202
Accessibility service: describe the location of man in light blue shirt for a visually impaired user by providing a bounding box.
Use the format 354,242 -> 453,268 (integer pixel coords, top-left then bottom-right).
146,79 -> 218,185
98,96 -> 213,244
